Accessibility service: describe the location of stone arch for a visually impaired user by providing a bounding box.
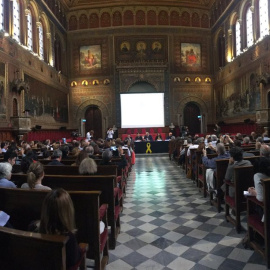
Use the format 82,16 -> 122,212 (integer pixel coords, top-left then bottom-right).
124,78 -> 159,93
75,99 -> 110,136
176,96 -> 208,132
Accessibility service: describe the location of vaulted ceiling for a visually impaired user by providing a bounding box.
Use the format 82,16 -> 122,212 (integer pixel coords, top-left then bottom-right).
62,0 -> 216,11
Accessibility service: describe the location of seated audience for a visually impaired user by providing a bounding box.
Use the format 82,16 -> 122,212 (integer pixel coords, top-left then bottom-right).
1,142 -> 8,153
100,148 -> 127,169
21,162 -> 51,190
79,158 -> 97,175
47,149 -> 64,166
0,162 -> 16,188
71,150 -> 89,166
248,157 -> 270,203
242,136 -> 251,146
217,147 -> 251,198
39,189 -> 81,269
3,150 -> 18,167
21,151 -> 37,173
202,143 -> 230,191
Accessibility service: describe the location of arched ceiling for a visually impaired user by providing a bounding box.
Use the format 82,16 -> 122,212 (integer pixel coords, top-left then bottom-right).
62,0 -> 216,11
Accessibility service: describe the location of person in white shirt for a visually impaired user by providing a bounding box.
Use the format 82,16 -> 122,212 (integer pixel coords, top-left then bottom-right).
107,128 -> 114,140
86,131 -> 91,140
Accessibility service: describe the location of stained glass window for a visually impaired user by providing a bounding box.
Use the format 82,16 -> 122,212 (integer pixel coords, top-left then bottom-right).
38,23 -> 44,59
27,11 -> 33,50
246,8 -> 253,47
13,0 -> 20,42
259,0 -> 269,38
236,21 -> 241,56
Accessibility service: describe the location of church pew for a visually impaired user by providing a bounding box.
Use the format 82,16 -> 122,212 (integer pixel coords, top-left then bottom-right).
213,156 -> 260,213
10,174 -> 120,250
247,178 -> 270,268
0,226 -> 73,270
0,188 -> 108,270
196,151 -> 217,198
225,165 -> 254,233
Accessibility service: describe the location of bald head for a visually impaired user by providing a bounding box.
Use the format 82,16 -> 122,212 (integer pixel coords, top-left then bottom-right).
260,144 -> 270,157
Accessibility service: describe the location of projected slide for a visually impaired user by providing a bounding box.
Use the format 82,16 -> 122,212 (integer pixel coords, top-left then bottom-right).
120,93 -> 165,128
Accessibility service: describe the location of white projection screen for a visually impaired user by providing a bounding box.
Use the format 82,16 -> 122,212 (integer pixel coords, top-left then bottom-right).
120,93 -> 165,128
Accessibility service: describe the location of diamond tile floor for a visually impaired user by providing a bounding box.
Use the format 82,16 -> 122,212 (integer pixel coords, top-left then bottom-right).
103,155 -> 267,270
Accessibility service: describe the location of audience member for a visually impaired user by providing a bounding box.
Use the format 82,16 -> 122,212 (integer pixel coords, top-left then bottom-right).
72,150 -> 89,166
39,189 -> 81,269
21,162 -> 51,190
79,157 -> 97,175
0,163 -> 16,188
47,149 -> 64,166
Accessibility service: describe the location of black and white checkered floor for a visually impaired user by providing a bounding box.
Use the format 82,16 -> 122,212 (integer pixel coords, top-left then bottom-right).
105,155 -> 267,270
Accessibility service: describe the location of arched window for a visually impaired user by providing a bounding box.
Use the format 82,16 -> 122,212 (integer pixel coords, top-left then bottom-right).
246,8 -> 253,47
235,20 -> 241,56
13,0 -> 20,42
38,22 -> 44,60
259,0 -> 269,38
0,0 -> 4,31
27,10 -> 33,51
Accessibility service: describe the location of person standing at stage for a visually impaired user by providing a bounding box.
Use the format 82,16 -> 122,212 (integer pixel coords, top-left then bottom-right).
86,130 -> 91,140
107,128 -> 114,140
144,132 -> 153,141
214,124 -> 221,137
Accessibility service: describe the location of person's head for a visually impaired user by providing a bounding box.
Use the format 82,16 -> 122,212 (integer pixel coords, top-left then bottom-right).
27,162 -> 44,189
84,145 -> 94,155
75,150 -> 89,166
102,149 -> 112,163
211,135 -> 217,141
137,133 -> 140,136
169,132 -> 172,136
42,149 -> 51,159
234,140 -> 242,147
229,147 -> 243,161
39,188 -> 76,234
60,145 -> 69,159
21,151 -> 37,173
0,162 -> 12,180
260,144 -> 270,157
51,149 -> 62,160
79,158 -> 97,175
243,136 -> 250,144
146,132 -> 149,136
3,150 -> 17,166
216,143 -> 225,155
1,142 -> 7,149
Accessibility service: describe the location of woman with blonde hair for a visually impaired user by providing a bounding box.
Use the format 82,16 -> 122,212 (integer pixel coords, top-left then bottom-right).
79,157 -> 97,175
39,188 -> 81,268
21,162 -> 51,190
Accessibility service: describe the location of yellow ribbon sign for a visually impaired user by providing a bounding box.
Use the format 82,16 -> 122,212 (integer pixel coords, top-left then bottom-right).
146,143 -> 152,153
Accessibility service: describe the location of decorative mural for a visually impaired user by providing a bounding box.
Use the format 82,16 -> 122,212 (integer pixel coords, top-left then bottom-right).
80,45 -> 101,71
181,43 -> 201,67
215,73 -> 261,119
0,62 -> 6,117
115,36 -> 167,62
72,37 -> 109,76
24,75 -> 68,123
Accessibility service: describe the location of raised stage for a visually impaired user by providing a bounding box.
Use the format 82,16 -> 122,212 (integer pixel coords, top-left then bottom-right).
134,141 -> 169,154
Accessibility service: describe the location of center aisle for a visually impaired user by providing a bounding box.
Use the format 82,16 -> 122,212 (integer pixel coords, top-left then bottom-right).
106,155 -> 266,270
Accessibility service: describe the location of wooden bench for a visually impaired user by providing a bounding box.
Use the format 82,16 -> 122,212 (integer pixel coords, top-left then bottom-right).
247,178 -> 270,268
213,156 -> 260,213
0,188 -> 108,270
11,174 -> 120,250
225,165 -> 254,233
0,226 -> 88,270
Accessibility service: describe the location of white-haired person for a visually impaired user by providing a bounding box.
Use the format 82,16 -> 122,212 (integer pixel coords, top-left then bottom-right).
0,162 -> 16,188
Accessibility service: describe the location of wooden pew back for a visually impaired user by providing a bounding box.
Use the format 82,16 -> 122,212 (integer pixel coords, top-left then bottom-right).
0,188 -> 105,267
0,226 -> 67,270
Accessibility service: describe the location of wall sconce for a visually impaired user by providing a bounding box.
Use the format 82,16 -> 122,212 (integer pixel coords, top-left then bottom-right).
184,77 -> 191,83
71,81 -> 77,87
82,80 -> 88,86
93,80 -> 99,85
205,77 -> 211,83
195,77 -> 201,83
